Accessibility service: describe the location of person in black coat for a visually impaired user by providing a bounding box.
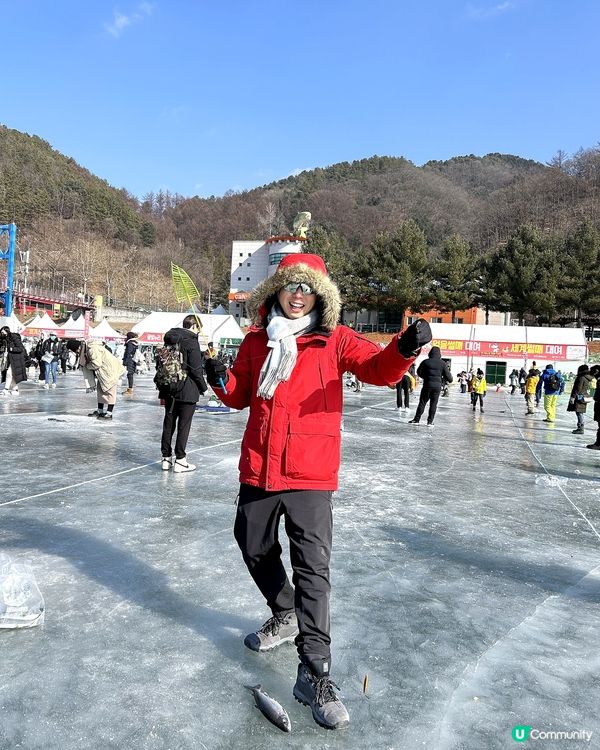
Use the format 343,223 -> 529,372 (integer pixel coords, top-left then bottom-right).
0,327 -> 28,395
567,364 -> 594,435
395,363 -> 416,412
409,346 -> 453,426
158,315 -> 207,472
122,331 -> 139,395
586,364 -> 600,449
519,367 -> 527,394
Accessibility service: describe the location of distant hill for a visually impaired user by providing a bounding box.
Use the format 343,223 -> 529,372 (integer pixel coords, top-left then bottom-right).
165,152 -> 558,256
0,124 -> 155,245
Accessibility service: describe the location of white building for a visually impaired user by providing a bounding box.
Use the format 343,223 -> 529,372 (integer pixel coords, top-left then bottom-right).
228,237 -> 306,325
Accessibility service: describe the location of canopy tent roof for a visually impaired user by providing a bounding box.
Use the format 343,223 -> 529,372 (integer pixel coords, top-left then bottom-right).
34,312 -> 59,329
22,312 -> 60,336
0,313 -> 25,333
131,312 -> 245,346
61,315 -> 86,332
24,314 -> 43,328
90,319 -> 124,341
210,304 -> 228,315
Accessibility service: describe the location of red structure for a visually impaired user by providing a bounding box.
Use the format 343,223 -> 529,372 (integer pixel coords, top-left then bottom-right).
11,286 -> 93,320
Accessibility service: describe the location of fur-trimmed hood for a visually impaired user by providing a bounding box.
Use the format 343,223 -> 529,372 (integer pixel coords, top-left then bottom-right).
247,254 -> 342,331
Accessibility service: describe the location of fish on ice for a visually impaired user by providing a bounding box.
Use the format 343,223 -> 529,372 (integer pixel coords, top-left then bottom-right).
245,684 -> 291,733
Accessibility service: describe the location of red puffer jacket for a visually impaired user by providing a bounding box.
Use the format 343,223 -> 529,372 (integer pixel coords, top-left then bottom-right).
219,325 -> 414,491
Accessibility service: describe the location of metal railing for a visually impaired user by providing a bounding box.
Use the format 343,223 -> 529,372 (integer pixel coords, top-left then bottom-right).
3,278 -> 179,316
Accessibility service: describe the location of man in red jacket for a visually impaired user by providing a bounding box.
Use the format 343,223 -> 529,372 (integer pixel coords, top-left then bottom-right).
205,253 -> 431,730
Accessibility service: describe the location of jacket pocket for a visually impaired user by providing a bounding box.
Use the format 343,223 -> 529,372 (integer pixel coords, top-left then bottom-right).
285,415 -> 341,482
239,427 -> 264,477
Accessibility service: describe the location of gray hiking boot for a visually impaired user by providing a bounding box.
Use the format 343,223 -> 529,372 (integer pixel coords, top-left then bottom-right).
293,662 -> 350,730
244,611 -> 298,652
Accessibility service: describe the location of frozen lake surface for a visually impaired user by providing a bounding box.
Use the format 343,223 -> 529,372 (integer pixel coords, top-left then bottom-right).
1,373 -> 599,749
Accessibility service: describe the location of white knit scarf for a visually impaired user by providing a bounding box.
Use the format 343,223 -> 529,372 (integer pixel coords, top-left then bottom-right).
256,304 -> 319,399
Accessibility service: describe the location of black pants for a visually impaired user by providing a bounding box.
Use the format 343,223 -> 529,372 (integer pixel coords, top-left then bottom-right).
413,386 -> 441,424
471,392 -> 484,411
234,484 -> 333,666
160,397 -> 196,459
127,372 -> 134,388
396,380 -> 409,408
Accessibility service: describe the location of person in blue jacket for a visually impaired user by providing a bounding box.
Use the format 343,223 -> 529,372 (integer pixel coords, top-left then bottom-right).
536,363 -> 565,423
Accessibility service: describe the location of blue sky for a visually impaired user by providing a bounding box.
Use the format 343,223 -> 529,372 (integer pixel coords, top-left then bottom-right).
2,1 -> 599,199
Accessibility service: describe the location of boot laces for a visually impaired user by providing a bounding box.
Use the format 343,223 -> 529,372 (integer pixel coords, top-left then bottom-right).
258,614 -> 288,636
314,676 -> 341,706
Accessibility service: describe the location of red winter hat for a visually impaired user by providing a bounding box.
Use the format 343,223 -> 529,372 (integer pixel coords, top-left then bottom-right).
248,252 -> 341,330
276,253 -> 328,276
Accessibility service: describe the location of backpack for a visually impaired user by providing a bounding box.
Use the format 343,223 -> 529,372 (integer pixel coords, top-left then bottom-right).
154,343 -> 187,395
546,372 -> 561,391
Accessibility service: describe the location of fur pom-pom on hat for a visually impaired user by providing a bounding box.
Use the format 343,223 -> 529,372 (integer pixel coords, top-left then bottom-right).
247,253 -> 341,331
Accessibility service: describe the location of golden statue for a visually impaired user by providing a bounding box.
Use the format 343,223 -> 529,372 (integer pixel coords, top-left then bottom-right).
292,211 -> 311,239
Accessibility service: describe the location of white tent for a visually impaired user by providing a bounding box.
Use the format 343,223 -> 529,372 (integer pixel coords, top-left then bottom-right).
22,312 -> 59,336
61,315 -> 86,333
36,312 -> 59,330
131,312 -> 245,348
24,314 -> 43,329
90,319 -> 124,341
0,313 -> 24,333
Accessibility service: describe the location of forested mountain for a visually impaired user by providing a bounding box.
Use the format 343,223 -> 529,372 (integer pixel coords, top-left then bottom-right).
1,123 -> 599,322
0,125 -> 155,244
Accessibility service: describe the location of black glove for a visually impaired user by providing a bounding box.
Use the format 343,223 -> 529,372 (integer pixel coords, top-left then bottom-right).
398,319 -> 432,358
204,358 -> 229,389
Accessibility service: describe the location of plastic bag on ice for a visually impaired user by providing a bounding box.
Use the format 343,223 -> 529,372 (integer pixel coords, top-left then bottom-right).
0,555 -> 45,629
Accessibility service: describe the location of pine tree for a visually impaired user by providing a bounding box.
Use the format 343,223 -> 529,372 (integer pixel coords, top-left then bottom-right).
431,234 -> 479,321
492,225 -> 558,325
557,221 -> 600,325
360,220 -> 430,327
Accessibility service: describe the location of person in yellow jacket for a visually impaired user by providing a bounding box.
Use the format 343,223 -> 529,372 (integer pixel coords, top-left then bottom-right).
471,368 -> 487,413
524,368 -> 540,414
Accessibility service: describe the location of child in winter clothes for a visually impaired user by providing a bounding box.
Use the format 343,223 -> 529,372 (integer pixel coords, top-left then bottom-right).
524,369 -> 539,414
471,369 -> 487,412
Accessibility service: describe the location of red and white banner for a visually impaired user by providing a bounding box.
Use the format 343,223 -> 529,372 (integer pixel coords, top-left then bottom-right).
137,332 -> 164,343
431,339 -> 587,361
